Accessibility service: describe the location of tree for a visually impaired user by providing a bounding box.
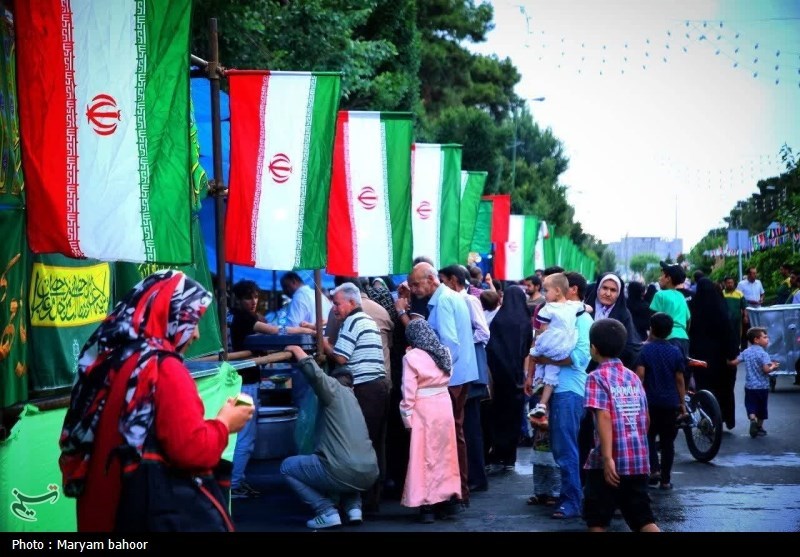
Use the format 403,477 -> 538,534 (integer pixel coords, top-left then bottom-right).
629,253 -> 660,278
598,249 -> 616,275
191,0 -> 413,110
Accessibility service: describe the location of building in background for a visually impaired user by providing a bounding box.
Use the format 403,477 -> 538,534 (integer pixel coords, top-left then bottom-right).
608,236 -> 683,281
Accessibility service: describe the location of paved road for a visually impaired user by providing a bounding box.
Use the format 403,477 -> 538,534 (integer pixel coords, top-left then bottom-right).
234,365 -> 800,533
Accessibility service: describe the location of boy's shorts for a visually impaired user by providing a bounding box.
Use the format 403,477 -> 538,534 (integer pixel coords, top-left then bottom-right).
744,388 -> 769,420
583,469 -> 656,531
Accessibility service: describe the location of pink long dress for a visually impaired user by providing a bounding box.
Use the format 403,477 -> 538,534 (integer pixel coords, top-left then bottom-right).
399,348 -> 461,508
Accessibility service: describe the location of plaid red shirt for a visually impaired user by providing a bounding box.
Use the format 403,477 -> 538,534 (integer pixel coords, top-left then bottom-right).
584,359 -> 650,476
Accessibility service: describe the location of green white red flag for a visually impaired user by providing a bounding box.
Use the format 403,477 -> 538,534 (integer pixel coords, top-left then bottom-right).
411,143 -> 462,268
16,0 -> 194,263
504,215 -> 539,281
459,171 -> 486,265
225,70 -> 341,271
326,111 -> 413,277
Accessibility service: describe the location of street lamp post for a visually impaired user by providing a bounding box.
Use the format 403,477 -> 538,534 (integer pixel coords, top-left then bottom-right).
510,97 -> 546,190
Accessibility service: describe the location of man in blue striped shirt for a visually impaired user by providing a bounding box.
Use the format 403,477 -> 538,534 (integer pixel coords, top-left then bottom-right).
323,282 -> 390,513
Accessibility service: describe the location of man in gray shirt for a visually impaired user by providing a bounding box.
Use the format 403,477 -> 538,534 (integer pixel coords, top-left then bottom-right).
280,345 -> 379,529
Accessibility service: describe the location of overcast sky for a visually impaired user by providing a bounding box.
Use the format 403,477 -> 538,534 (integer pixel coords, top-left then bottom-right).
469,0 -> 800,251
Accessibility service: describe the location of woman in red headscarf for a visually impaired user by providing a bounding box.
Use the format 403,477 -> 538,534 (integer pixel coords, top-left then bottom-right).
59,270 -> 253,532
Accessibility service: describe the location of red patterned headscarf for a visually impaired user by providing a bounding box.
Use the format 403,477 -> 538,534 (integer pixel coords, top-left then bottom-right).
58,270 -> 212,497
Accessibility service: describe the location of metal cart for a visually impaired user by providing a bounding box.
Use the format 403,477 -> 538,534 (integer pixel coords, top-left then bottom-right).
746,305 -> 800,391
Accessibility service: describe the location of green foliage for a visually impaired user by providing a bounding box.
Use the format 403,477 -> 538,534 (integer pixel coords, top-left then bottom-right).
598,249 -> 616,275
686,228 -> 726,274
690,144 -> 800,305
629,253 -> 660,275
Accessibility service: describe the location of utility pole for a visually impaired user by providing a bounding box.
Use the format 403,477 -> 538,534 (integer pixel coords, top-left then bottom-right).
511,107 -> 518,190
509,97 -> 546,191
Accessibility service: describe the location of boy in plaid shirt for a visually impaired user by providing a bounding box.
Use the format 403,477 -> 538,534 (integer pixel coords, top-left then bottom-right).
583,318 -> 660,532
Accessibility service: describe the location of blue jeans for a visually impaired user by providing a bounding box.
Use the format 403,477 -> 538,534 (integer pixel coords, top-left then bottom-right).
280,454 -> 361,515
231,382 -> 260,488
549,391 -> 585,517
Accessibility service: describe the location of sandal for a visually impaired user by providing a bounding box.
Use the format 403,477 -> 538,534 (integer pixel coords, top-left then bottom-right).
551,507 -> 580,519
526,494 -> 550,505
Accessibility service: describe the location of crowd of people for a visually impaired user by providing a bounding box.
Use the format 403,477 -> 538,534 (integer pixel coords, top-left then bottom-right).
58,256 -> 794,532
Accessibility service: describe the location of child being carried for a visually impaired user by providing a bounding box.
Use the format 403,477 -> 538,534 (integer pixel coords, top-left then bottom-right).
529,273 -> 585,425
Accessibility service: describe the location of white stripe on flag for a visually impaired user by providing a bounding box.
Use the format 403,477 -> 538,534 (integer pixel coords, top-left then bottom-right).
254,73 -> 313,270
74,0 -> 146,261
534,220 -> 547,270
505,215 -> 524,281
412,145 -> 443,266
348,113 -> 391,276
460,171 -> 469,198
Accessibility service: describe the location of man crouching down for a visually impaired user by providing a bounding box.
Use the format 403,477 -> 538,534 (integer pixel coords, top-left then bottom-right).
281,345 -> 379,529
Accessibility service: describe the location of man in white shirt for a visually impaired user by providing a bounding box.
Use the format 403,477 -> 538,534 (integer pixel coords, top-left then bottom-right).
737,267 -> 765,308
280,271 -> 333,327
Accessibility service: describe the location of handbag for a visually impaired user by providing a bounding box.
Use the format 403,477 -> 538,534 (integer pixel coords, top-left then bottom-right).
113,433 -> 235,532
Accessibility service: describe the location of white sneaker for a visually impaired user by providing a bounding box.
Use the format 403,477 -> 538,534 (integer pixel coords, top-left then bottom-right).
530,403 -> 547,418
346,507 -> 363,524
306,510 -> 342,529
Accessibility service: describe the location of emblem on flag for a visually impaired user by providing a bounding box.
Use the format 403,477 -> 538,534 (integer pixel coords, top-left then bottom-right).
416,200 -> 431,220
85,94 -> 121,136
357,186 -> 378,210
268,152 -> 292,183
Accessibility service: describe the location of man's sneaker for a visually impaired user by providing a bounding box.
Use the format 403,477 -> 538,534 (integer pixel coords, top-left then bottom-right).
749,419 -> 759,438
531,382 -> 545,396
757,427 -> 768,436
230,485 -> 252,499
486,463 -> 505,475
346,507 -> 363,525
240,481 -> 261,496
530,403 -> 547,418
306,510 -> 342,529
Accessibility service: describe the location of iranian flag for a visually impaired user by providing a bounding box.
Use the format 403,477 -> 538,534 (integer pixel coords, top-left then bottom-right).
504,215 -> 539,281
534,219 -> 549,270
482,194 -> 510,280
327,111 -> 413,277
411,143 -> 462,268
225,70 -> 341,270
459,171 -> 486,264
15,0 -> 194,264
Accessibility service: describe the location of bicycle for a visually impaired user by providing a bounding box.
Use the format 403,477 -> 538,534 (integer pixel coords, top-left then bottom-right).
677,359 -> 723,463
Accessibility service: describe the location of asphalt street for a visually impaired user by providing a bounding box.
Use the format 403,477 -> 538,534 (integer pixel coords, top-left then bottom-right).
233,364 -> 800,534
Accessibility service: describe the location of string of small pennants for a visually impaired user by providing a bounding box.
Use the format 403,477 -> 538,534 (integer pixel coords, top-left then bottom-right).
703,225 -> 799,256
525,18 -> 800,88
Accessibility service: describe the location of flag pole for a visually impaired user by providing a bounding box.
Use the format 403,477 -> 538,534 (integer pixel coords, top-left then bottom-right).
207,17 -> 229,359
314,269 -> 324,359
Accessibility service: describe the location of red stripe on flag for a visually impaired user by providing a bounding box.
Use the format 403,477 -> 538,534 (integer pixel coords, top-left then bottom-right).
16,1 -> 73,256
326,111 -> 356,276
483,194 -> 510,280
225,72 -> 269,266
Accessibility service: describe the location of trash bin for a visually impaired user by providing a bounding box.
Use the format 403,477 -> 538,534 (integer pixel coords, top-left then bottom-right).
253,406 -> 298,460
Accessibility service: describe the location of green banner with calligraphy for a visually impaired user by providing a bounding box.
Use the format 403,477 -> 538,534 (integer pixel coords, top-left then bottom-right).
114,215 -> 222,359
0,12 -> 24,207
0,207 -> 28,407
27,254 -> 112,392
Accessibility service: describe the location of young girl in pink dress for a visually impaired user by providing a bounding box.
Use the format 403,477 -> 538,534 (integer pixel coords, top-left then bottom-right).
399,318 -> 461,523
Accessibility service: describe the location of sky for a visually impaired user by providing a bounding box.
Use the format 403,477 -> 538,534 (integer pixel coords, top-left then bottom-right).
469,0 -> 800,252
